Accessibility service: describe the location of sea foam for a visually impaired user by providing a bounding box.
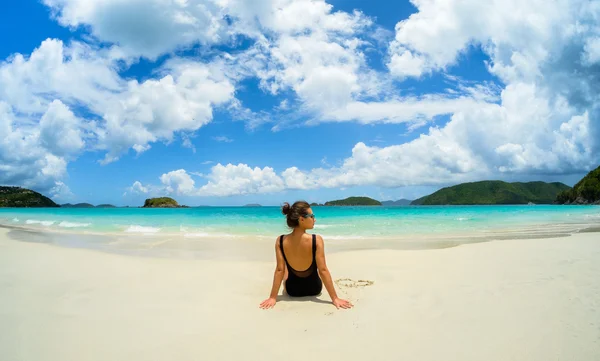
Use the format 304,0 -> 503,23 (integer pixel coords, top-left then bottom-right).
25,220 -> 55,226
125,225 -> 161,233
59,221 -> 91,228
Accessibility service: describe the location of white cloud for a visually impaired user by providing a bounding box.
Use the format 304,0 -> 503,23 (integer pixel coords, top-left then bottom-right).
212,136 -> 233,143
43,0 -> 228,60
387,0 -> 569,78
378,0 -> 600,176
387,48 -> 427,78
39,100 -> 84,156
228,0 -> 504,129
0,101 -> 70,193
0,38 -> 237,181
98,60 -> 235,163
319,94 -> 485,125
132,144 -> 151,154
49,181 -> 75,201
386,0 -> 600,89
127,181 -> 149,194
196,164 -> 285,196
136,82 -> 594,196
137,165 -> 286,197
2,0 -> 599,195
160,169 -> 196,195
583,37 -> 600,64
0,39 -> 123,115
280,84 -> 596,189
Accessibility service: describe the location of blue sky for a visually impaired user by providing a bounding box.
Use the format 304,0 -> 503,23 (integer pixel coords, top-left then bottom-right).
0,0 -> 598,206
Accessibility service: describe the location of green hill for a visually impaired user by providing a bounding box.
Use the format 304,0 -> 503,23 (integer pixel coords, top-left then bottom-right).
142,197 -> 184,208
325,196 -> 382,206
555,165 -> 600,204
381,199 -> 412,206
411,181 -> 570,205
0,186 -> 59,207
96,204 -> 116,208
61,203 -> 94,208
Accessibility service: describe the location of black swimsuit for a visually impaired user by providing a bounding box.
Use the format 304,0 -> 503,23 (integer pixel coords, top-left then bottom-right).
280,234 -> 323,297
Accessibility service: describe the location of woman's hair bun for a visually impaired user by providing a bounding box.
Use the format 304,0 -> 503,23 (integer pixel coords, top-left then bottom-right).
281,202 -> 291,215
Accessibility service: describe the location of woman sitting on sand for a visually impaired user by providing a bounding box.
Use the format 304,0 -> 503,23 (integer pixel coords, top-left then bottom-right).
259,201 -> 353,310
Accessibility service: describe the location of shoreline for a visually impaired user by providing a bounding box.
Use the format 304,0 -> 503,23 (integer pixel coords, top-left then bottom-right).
2,221 -> 600,262
1,227 -> 599,360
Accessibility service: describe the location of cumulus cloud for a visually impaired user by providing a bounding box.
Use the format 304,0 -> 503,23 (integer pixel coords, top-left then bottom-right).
39,100 -> 84,156
387,0 -> 570,78
43,0 -> 228,59
49,181 -> 75,201
2,0 -> 599,195
0,38 -> 236,191
98,60 -> 235,163
134,165 -> 286,197
196,164 -> 285,196
127,181 -> 149,194
380,0 -> 600,174
0,39 -> 123,115
0,101 -> 70,193
160,169 -> 196,195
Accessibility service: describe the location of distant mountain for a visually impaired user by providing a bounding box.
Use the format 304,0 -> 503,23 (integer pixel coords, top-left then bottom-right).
142,197 -> 187,208
244,204 -> 262,207
310,202 -> 324,206
381,199 -> 412,206
556,165 -> 600,204
96,204 -> 116,208
325,196 -> 382,206
61,203 -> 94,208
0,186 -> 59,208
411,181 -> 571,205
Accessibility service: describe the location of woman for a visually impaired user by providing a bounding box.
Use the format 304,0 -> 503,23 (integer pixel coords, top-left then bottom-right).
259,201 -> 353,310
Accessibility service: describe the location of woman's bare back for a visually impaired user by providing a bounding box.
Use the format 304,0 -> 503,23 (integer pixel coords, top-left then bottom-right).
281,233 -> 314,272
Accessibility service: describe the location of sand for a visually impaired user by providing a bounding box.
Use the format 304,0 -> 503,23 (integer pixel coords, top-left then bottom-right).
1,227 -> 599,361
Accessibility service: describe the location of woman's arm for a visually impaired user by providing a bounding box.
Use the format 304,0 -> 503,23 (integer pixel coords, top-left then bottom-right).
259,237 -> 286,309
315,235 -> 353,309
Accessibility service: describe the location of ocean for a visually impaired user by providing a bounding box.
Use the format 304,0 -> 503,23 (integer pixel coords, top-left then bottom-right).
1,205 -> 599,260
1,205 -> 599,238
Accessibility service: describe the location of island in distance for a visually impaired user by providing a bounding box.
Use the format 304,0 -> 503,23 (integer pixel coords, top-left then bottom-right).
324,197 -> 382,206
381,199 -> 412,206
142,197 -> 188,208
60,203 -> 116,208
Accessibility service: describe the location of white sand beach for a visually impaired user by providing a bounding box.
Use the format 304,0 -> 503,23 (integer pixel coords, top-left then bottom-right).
1,227 -> 599,361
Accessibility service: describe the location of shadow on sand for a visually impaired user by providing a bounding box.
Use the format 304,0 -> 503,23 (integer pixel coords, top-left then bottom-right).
275,293 -> 330,305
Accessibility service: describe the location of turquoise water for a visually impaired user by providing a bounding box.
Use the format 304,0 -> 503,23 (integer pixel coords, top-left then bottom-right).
1,205 -> 599,240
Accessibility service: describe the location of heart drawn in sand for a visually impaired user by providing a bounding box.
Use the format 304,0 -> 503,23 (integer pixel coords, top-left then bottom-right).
335,278 -> 374,288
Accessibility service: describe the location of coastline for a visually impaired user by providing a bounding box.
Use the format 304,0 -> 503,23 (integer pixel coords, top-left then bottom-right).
1,227 -> 600,360
2,220 -> 599,262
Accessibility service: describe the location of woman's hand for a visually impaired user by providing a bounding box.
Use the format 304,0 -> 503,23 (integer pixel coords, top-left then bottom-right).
259,297 -> 277,309
332,298 -> 353,309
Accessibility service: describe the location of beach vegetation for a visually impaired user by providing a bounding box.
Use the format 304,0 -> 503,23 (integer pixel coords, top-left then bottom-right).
411,181 -> 570,205
142,197 -> 183,208
0,186 -> 59,207
555,165 -> 600,204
